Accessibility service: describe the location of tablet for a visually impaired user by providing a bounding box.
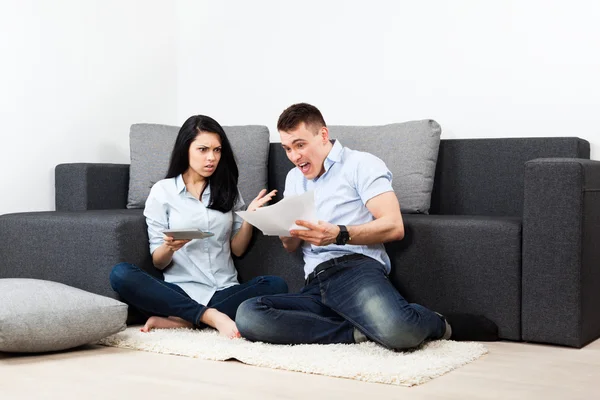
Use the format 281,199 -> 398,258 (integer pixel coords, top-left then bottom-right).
162,229 -> 215,240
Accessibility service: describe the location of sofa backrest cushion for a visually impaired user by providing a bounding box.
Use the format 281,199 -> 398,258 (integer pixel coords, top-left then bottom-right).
127,123 -> 270,209
326,120 -> 442,214
429,137 -> 590,216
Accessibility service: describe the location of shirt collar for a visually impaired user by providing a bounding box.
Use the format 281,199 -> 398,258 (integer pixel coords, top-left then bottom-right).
175,174 -> 211,197
318,139 -> 343,179
310,140 -> 343,184
327,139 -> 343,163
175,174 -> 186,194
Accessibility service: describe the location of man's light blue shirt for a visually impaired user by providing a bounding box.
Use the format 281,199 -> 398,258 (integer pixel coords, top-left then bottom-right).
283,139 -> 394,278
144,175 -> 245,306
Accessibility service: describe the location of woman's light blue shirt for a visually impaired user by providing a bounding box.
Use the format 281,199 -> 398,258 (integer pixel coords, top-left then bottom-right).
144,174 -> 245,306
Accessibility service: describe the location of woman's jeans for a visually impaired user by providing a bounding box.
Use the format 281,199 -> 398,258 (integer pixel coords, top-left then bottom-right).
109,262 -> 288,326
236,255 -> 446,350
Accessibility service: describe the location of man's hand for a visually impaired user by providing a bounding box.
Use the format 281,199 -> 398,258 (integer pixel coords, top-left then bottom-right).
290,220 -> 340,247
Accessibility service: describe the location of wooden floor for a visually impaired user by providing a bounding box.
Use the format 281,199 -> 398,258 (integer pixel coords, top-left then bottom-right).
2,338 -> 600,399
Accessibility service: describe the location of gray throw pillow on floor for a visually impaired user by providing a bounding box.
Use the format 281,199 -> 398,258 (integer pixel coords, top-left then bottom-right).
127,123 -> 270,209
0,279 -> 127,353
328,120 -> 442,214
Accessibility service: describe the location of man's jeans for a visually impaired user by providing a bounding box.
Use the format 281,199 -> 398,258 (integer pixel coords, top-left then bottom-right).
110,262 -> 288,326
236,255 -> 446,350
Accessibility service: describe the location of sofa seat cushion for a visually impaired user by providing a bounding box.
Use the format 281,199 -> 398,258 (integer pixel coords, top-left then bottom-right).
0,279 -> 127,353
386,214 -> 522,340
127,123 -> 270,209
328,120 -> 441,214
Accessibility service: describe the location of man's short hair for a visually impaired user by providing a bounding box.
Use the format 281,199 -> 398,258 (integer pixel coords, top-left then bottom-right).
277,103 -> 327,134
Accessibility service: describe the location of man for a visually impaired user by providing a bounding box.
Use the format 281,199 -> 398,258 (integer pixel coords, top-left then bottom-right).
236,103 -> 498,350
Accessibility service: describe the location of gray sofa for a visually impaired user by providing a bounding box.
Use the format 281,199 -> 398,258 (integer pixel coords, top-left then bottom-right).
1,135 -> 599,348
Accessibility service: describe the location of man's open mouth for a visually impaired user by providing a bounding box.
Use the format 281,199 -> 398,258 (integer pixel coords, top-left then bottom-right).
298,162 -> 310,173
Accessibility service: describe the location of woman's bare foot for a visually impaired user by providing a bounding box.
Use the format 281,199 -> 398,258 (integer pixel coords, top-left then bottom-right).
141,316 -> 193,332
213,314 -> 241,339
201,308 -> 241,339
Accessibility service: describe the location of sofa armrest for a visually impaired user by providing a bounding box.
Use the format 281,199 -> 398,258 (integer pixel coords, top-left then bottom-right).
522,158 -> 600,347
0,209 -> 156,301
55,163 -> 130,211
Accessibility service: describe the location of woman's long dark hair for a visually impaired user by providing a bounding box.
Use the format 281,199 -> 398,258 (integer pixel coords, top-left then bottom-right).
165,115 -> 239,213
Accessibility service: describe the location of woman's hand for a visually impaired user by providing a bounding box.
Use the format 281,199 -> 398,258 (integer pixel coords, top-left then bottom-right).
163,236 -> 191,252
279,235 -> 302,253
152,236 -> 190,269
246,189 -> 277,212
230,189 -> 277,257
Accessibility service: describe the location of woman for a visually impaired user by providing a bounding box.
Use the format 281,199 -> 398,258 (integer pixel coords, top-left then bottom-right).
110,115 -> 288,338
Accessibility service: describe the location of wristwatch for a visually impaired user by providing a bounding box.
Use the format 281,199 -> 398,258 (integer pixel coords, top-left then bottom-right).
336,225 -> 351,245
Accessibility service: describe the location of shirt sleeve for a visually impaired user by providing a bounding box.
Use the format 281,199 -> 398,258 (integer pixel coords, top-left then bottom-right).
355,153 -> 394,204
143,185 -> 169,255
231,191 -> 246,236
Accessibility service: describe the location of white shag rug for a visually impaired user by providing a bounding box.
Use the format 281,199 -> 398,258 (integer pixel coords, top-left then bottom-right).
98,327 -> 488,386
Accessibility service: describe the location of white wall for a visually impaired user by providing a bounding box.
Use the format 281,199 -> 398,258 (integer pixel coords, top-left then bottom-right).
176,0 -> 600,158
2,1 -> 598,214
0,0 -> 178,214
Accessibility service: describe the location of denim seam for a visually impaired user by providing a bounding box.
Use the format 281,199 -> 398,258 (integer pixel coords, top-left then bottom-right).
259,296 -> 340,325
266,308 -> 344,325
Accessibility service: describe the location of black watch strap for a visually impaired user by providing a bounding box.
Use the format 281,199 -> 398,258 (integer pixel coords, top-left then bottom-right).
336,225 -> 350,245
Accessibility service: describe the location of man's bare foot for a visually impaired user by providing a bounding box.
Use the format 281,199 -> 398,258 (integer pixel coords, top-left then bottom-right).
141,316 -> 193,332
201,309 -> 241,339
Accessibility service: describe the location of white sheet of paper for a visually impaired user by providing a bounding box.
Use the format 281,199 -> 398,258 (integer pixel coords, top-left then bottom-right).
236,191 -> 317,236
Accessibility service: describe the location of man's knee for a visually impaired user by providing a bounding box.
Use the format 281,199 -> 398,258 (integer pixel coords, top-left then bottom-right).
235,298 -> 265,340
376,324 -> 428,350
360,307 -> 429,350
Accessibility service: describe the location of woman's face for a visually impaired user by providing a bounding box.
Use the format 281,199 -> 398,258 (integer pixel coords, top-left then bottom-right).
188,131 -> 222,178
